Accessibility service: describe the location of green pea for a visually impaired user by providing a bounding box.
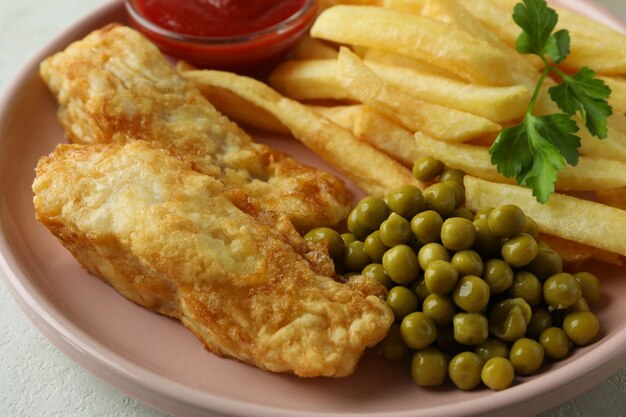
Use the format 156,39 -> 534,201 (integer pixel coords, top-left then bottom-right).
440,168 -> 465,184
526,307 -> 553,340
362,263 -> 394,289
483,259 -> 514,294
303,227 -> 344,258
543,273 -> 582,309
343,240 -> 371,272
523,215 -> 539,239
449,351 -> 483,390
472,218 -> 500,257
488,205 -> 526,238
363,231 -> 388,263
489,298 -> 532,342
400,312 -> 437,349
453,275 -> 490,313
528,249 -> 563,281
341,232 -> 357,246
411,348 -> 448,387
481,357 -> 515,391
539,327 -> 570,360
424,183 -> 456,217
422,294 -> 457,326
440,217 -> 476,251
411,210 -> 443,244
443,180 -> 465,207
424,260 -> 459,295
387,286 -> 419,320
418,242 -> 450,270
563,311 -> 599,346
356,196 -> 390,230
453,313 -> 489,345
412,156 -> 444,181
475,337 -> 510,363
509,338 -> 544,375
574,272 -> 601,305
411,275 -> 432,302
473,207 -> 493,221
450,207 -> 475,221
508,271 -> 542,307
347,209 -> 372,240
386,184 -> 424,219
378,323 -> 408,361
501,233 -> 538,267
383,245 -> 420,284
452,250 -> 484,277
380,213 -> 412,247
565,296 -> 590,314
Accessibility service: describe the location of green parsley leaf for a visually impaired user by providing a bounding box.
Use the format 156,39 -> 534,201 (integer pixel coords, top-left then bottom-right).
490,113 -> 580,203
549,67 -> 613,138
544,29 -> 570,64
513,0 -> 558,56
489,0 -> 612,203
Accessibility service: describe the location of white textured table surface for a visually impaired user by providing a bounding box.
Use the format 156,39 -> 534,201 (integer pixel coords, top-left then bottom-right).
1,1 -> 625,417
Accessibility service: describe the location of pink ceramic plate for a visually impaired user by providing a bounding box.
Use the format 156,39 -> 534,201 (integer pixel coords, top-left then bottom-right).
1,1 -> 625,417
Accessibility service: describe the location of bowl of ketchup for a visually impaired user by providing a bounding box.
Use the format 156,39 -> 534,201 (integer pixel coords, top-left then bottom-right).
125,0 -> 317,71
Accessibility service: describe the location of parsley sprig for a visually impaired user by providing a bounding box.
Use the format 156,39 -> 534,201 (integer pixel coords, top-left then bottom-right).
489,0 -> 612,203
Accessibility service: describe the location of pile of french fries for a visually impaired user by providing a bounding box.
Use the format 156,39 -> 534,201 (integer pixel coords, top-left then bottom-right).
177,0 -> 626,266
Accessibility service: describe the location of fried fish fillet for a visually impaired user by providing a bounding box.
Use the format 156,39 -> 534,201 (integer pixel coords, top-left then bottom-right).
32,141 -> 392,377
39,24 -> 351,232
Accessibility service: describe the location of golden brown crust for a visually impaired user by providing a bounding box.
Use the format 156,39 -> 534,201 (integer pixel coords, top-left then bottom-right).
32,142 -> 392,377
39,23 -> 352,232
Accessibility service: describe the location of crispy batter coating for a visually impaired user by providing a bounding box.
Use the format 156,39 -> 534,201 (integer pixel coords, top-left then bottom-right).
32,141 -> 392,377
39,24 -> 352,232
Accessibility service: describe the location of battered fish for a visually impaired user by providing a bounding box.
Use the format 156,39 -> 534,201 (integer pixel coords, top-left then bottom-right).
39,24 -> 351,232
32,141 -> 393,377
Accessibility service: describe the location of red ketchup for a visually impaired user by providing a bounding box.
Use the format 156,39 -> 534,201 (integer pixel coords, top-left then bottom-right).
126,0 -> 317,71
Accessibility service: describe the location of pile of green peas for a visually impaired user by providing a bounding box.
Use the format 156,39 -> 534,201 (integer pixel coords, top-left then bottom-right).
304,156 -> 602,391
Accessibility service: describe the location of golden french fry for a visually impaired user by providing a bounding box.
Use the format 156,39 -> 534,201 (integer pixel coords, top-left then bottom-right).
578,123 -> 626,162
415,132 -> 626,190
269,59 -> 352,101
179,67 -> 422,196
562,38 -> 626,75
538,235 -> 598,267
599,76 -> 626,114
464,176 -> 626,256
608,113 -> 626,135
291,35 -> 338,60
368,62 -> 529,123
307,105 -> 422,167
386,0 -> 540,82
271,58 -> 530,122
362,48 -> 463,80
595,187 -> 626,211
468,0 -> 626,74
353,107 -> 422,167
337,48 -> 502,141
190,80 -> 290,135
307,104 -> 364,130
489,0 -> 626,43
176,61 -> 289,134
462,0 -> 520,48
310,5 -> 515,86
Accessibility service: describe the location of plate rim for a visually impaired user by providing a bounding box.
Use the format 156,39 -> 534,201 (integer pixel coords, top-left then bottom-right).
1,1 -> 626,416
